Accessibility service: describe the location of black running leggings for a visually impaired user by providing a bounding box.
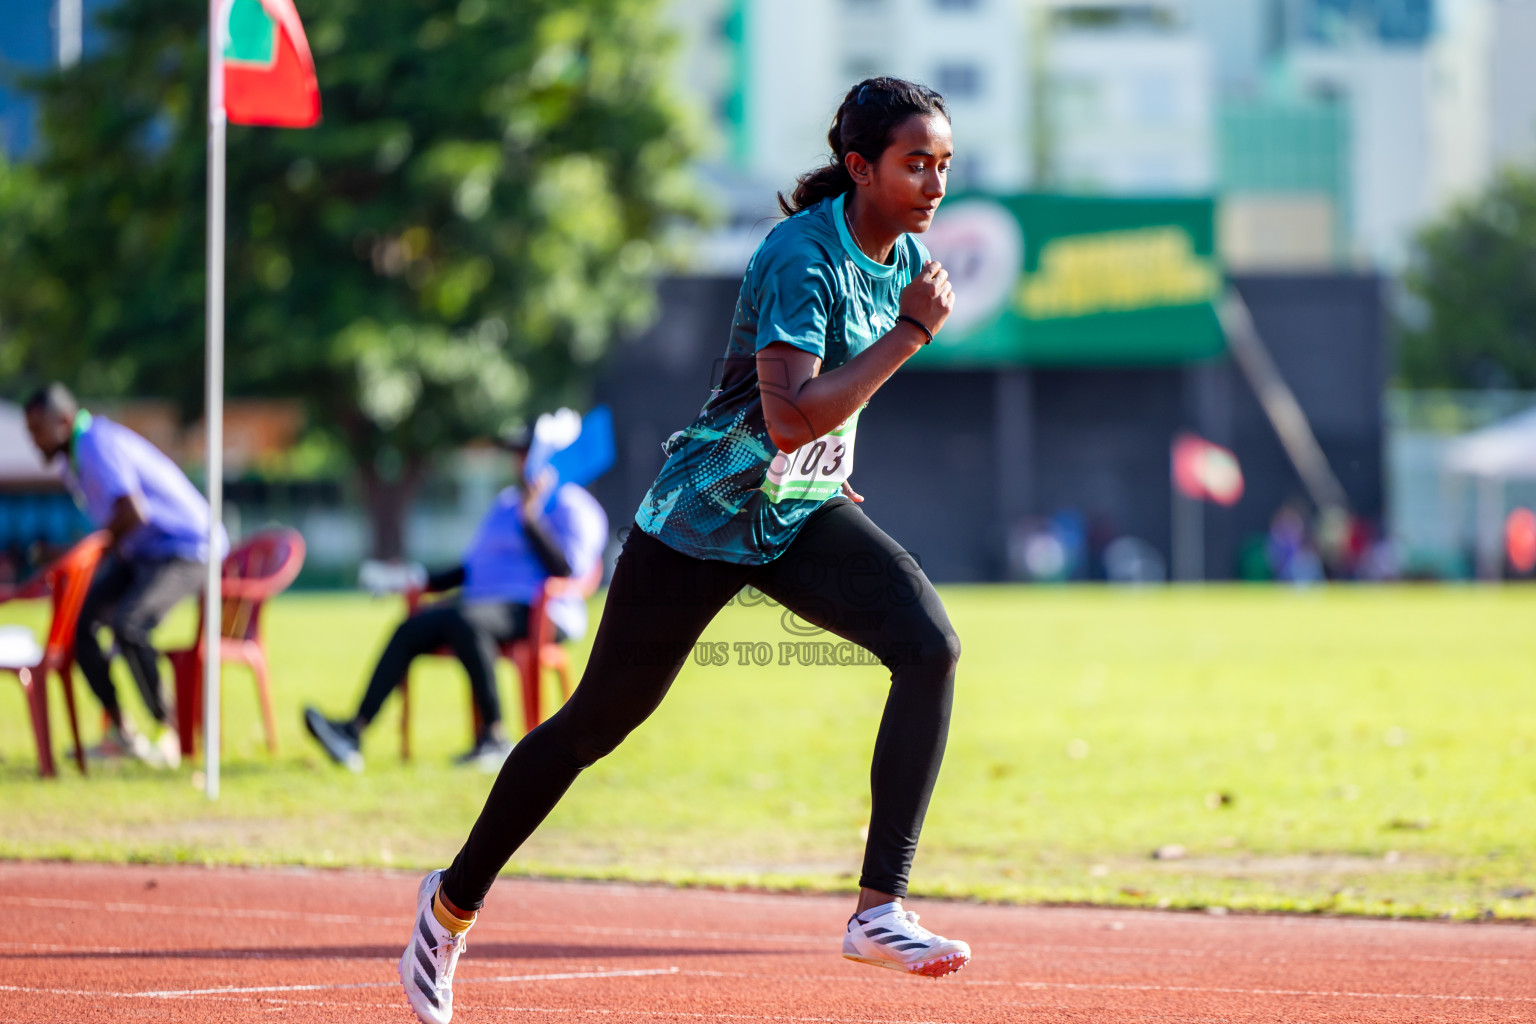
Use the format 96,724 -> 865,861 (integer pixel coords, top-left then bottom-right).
441,497 -> 960,910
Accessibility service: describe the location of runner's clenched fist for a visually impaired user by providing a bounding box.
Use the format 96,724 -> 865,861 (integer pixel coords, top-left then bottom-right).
899,260 -> 956,337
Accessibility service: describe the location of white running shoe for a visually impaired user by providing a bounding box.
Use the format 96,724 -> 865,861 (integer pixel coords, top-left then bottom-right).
114,726 -> 163,767
399,869 -> 470,1024
842,903 -> 971,978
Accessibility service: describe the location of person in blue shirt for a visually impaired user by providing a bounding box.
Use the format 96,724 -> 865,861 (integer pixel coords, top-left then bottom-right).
397,79 -> 967,1024
303,427 -> 609,772
23,383 -> 228,769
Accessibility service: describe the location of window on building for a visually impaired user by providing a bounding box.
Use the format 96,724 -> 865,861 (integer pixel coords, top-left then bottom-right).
1374,0 -> 1433,43
935,63 -> 983,100
1054,6 -> 1174,31
1132,72 -> 1180,125
1053,75 -> 1103,125
1305,0 -> 1432,46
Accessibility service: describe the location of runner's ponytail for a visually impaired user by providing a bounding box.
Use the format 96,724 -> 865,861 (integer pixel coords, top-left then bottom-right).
778,77 -> 949,217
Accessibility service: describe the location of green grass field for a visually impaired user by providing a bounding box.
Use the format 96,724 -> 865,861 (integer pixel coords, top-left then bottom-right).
2,586 -> 1534,920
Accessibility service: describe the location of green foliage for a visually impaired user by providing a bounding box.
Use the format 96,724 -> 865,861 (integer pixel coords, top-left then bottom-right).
1401,167 -> 1536,389
3,586 -> 1535,920
0,158 -> 63,382
0,0 -> 700,468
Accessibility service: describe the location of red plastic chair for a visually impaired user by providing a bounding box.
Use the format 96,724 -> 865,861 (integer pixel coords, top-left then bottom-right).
170,528 -> 305,758
0,532 -> 111,778
397,561 -> 602,760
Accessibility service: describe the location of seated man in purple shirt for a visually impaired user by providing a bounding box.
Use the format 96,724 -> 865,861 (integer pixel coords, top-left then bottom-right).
24,383 -> 228,768
303,428 -> 609,772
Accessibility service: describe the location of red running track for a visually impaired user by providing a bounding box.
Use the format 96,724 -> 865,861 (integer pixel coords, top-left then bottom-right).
1,862 -> 1534,1023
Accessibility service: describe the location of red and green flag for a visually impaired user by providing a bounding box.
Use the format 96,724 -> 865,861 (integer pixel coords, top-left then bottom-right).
1172,433 -> 1245,507
221,0 -> 321,128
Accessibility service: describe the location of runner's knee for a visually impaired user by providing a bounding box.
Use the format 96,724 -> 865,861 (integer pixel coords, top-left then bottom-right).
542,708 -> 632,770
903,620 -> 960,683
565,732 -> 620,769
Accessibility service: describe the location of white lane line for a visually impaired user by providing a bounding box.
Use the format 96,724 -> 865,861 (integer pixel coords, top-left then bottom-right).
6,931 -> 1533,972
0,895 -> 396,927
980,941 -> 1536,968
0,980 -> 404,999
358,1006 -> 968,1024
6,896 -> 1534,968
138,967 -> 682,998
0,941 -> 659,971
474,968 -> 679,984
10,964 -> 1531,1017
0,941 -> 390,961
687,969 -> 1536,1005
75,993 -> 976,1024
0,967 -> 680,1000
1005,979 -> 1536,1005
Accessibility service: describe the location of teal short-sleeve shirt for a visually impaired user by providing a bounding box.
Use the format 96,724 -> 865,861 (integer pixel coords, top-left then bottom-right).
635,193 -> 929,564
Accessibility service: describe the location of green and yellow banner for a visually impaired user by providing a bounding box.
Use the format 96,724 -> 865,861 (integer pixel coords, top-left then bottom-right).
914,194 -> 1223,368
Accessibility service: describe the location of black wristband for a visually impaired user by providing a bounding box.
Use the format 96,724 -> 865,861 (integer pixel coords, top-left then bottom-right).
896,314 -> 934,344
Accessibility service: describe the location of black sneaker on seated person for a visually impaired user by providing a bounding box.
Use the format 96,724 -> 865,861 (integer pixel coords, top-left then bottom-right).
454,732 -> 513,772
304,706 -> 364,773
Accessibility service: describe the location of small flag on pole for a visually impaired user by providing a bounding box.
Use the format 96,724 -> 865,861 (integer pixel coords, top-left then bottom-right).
1172,433 -> 1244,507
222,0 -> 320,128
1507,507 -> 1536,574
202,0 -> 320,802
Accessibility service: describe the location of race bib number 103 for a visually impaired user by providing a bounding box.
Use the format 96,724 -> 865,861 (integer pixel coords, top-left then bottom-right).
761,409 -> 859,504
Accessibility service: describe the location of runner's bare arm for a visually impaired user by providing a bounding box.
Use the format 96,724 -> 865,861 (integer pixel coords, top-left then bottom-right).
758,260 -> 954,452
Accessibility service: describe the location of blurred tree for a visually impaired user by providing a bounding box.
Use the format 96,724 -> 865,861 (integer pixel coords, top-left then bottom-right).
1401,167 -> 1536,390
0,157 -> 61,383
0,0 -> 700,556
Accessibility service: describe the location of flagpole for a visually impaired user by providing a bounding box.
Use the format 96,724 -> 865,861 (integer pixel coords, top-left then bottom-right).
56,0 -> 82,67
203,0 -> 227,800
1171,489 -> 1204,582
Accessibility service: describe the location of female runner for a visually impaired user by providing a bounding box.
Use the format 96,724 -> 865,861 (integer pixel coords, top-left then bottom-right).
400,77 -> 964,1024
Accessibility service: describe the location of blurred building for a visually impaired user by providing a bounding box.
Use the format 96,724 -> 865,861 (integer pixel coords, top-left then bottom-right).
1281,43 -> 1432,269
668,0 -> 1485,272
672,0 -> 1032,196
1278,0 -> 1436,44
674,0 -> 1229,274
1218,96 -> 1350,269
0,2 -> 52,156
672,0 -> 1036,271
1037,2 -> 1216,195
1196,0 -> 1536,270
1428,0 -> 1536,210
0,0 -> 110,157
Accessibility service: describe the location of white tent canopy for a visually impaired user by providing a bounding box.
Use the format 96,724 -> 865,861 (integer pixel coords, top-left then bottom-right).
1442,405 -> 1536,578
1444,406 -> 1536,479
0,402 -> 58,487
